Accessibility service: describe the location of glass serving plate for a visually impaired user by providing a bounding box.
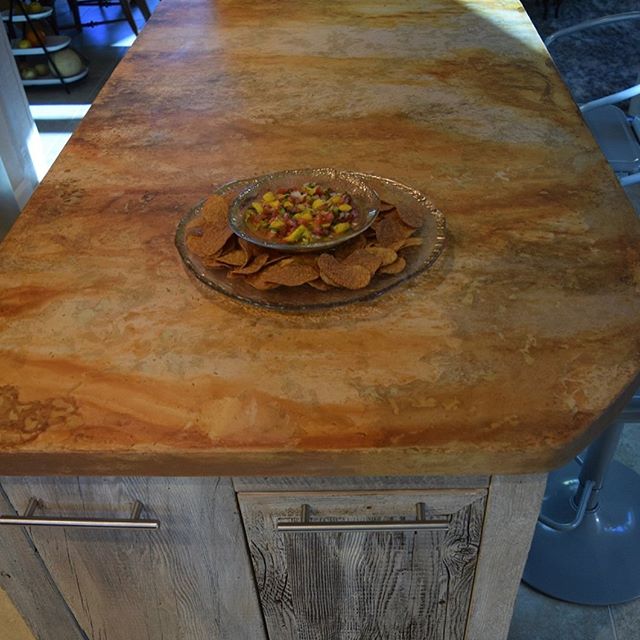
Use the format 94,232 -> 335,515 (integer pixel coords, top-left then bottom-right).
175,172 -> 446,312
228,168 -> 380,253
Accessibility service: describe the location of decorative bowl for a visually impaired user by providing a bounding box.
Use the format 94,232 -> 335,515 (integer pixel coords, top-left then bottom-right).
227,168 -> 380,253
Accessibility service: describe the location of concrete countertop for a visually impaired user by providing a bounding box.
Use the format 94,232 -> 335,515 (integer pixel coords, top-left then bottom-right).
1,0 -> 639,475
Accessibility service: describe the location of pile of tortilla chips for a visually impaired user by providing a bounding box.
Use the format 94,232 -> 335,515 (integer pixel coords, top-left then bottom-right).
185,195 -> 424,291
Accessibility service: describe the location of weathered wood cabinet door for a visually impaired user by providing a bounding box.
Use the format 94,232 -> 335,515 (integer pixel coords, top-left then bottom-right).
0,477 -> 266,640
238,489 -> 486,640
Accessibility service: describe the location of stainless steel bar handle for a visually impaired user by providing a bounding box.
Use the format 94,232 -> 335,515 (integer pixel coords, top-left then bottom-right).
277,502 -> 449,533
0,498 -> 160,530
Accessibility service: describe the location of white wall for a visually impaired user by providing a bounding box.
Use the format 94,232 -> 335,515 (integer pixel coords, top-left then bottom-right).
0,26 -> 44,238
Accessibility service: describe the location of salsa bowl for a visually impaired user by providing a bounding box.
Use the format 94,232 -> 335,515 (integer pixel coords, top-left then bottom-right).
228,168 -> 380,253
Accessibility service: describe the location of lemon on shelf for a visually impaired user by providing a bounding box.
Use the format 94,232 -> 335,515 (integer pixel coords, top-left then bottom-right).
20,65 -> 36,79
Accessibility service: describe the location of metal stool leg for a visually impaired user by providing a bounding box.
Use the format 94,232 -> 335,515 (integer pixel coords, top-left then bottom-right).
523,418 -> 640,604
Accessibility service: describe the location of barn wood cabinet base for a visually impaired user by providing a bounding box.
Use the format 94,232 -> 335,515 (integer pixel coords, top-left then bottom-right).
0,474 -> 545,640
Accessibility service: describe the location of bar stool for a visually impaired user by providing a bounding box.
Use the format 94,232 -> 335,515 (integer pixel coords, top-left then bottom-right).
538,0 -> 564,20
65,0 -> 151,36
523,394 -> 640,604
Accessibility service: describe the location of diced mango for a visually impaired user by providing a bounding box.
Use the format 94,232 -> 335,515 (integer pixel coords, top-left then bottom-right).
294,211 -> 313,222
312,198 -> 325,209
284,225 -> 310,243
251,201 -> 263,214
332,222 -> 351,234
262,192 -> 276,202
338,204 -> 352,212
269,219 -> 286,230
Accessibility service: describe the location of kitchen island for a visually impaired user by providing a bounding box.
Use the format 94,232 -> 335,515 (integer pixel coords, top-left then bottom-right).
1,0 -> 639,638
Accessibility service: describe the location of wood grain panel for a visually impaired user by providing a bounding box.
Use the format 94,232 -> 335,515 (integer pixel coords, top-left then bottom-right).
1,477 -> 266,640
464,474 -> 547,640
0,484 -> 87,640
233,476 -> 490,492
239,490 -> 486,640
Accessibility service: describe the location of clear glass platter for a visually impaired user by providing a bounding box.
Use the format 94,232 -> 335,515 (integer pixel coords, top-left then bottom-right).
175,172 -> 446,312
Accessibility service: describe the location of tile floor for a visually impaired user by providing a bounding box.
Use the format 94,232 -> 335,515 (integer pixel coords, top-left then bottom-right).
0,589 -> 35,640
5,1 -> 640,638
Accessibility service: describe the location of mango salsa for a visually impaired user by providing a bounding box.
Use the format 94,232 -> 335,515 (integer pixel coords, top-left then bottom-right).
244,183 -> 360,244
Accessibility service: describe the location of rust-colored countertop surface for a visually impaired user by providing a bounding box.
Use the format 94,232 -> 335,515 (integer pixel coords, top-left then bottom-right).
1,0 -> 640,476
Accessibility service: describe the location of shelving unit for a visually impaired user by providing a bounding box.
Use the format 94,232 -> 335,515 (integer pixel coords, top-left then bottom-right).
21,67 -> 88,86
2,2 -> 88,91
10,34 -> 71,54
1,6 -> 53,21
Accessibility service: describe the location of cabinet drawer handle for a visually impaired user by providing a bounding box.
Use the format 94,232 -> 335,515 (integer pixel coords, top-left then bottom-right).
0,498 -> 160,530
277,502 -> 449,533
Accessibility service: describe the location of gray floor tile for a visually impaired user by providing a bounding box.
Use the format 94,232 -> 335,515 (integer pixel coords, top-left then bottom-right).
611,597 -> 640,640
509,584 -> 615,640
609,424 -> 640,640
615,423 -> 640,474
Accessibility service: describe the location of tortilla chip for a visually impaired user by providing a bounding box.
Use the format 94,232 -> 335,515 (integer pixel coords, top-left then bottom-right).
200,194 -> 229,224
375,211 -> 415,247
388,236 -> 423,252
399,236 -> 423,248
186,219 -> 205,234
239,238 -> 269,262
215,248 -> 248,267
379,256 -> 407,275
395,207 -> 425,228
260,258 -> 318,287
245,271 -> 281,290
308,279 -> 333,291
342,248 -> 383,275
364,246 -> 398,266
317,254 -> 372,290
231,252 -> 270,276
379,201 -> 396,213
265,253 -> 289,265
187,197 -> 234,259
187,229 -> 232,260
334,234 -> 367,260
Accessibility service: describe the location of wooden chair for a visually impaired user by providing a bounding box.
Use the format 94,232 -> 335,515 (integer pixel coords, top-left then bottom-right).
65,0 -> 150,35
539,0 -> 564,20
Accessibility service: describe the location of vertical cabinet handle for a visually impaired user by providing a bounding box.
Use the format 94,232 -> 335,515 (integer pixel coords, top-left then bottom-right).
0,498 -> 160,530
277,502 -> 449,533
